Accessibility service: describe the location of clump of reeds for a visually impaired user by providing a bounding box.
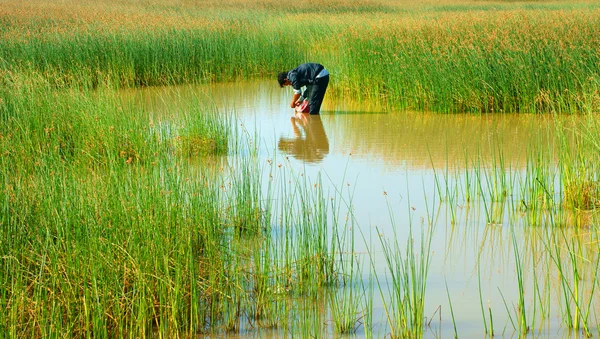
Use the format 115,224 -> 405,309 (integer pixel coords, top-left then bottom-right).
556,114 -> 600,211
175,135 -> 221,156
563,180 -> 600,210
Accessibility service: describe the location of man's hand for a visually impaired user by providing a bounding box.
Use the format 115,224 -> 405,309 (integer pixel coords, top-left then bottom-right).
290,92 -> 301,108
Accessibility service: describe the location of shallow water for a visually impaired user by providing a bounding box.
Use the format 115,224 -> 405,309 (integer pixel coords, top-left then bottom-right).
130,80 -> 594,338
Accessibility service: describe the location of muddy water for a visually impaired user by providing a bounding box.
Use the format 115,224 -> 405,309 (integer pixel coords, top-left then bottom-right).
131,80 -> 587,338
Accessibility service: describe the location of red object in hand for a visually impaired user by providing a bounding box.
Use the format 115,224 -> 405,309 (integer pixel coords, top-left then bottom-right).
295,100 -> 310,113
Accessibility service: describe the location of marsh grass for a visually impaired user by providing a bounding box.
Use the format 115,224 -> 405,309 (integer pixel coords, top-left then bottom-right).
373,195 -> 434,339
4,0 -> 600,337
3,0 -> 600,112
559,145 -> 600,212
328,227 -> 365,335
564,180 -> 600,210
328,280 -> 364,335
0,75 -> 257,337
544,227 -> 599,336
334,6 -> 600,113
554,113 -> 600,211
0,77 -> 361,336
361,264 -> 376,339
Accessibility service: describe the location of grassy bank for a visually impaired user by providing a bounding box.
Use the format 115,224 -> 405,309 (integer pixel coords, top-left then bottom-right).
2,0 -> 600,112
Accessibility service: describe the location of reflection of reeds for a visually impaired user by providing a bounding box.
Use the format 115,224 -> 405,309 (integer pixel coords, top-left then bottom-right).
511,227 -> 529,335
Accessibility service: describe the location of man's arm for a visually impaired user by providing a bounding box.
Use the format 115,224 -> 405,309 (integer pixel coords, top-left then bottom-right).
290,92 -> 301,108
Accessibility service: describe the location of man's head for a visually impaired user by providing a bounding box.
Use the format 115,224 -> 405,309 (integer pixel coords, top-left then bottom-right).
278,72 -> 290,87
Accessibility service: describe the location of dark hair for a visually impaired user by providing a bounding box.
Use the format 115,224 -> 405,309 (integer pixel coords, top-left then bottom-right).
277,72 -> 288,87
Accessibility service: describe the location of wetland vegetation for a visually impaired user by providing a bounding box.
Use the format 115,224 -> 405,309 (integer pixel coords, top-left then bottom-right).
2,0 -> 600,338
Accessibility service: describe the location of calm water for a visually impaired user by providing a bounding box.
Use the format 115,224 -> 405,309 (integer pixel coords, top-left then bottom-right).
129,80 -> 591,338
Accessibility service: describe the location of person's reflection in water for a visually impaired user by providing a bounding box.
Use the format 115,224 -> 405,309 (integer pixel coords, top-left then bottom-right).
278,113 -> 329,163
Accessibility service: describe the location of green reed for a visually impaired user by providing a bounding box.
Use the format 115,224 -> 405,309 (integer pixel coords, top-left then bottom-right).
511,227 -> 529,335
444,279 -> 458,339
550,113 -> 600,332
5,2 -> 600,338
478,259 -> 494,336
1,162 -> 225,336
0,74 -> 272,337
418,113 -> 600,337
326,185 -> 366,335
0,76 -> 358,336
3,2 -> 600,112
0,17 -> 311,89
361,261 -> 376,339
556,114 -> 600,212
333,7 -> 600,113
526,228 -> 553,332
372,193 -> 434,339
328,262 -> 364,335
544,226 -> 599,336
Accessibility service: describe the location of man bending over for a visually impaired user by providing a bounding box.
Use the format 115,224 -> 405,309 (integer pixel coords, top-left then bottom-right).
278,62 -> 330,115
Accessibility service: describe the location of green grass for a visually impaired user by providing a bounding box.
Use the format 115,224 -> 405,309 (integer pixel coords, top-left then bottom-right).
4,1 -> 600,337
0,78 -> 355,336
0,74 -> 241,337
3,1 -> 600,113
372,192 -> 434,339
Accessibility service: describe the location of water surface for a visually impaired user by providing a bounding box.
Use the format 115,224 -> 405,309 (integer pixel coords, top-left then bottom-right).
131,80 -> 588,338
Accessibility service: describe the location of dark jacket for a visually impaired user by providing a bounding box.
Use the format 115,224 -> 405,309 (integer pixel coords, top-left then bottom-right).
287,63 -> 325,91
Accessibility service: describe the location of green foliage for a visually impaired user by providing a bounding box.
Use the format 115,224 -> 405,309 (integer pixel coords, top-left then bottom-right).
3,2 -> 600,112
